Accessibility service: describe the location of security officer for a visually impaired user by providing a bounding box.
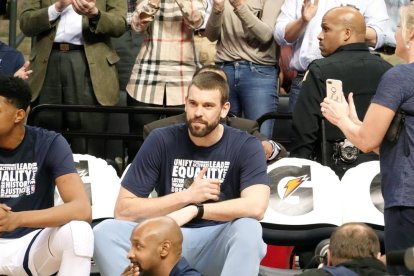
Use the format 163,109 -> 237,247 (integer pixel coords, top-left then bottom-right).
290,6 -> 392,178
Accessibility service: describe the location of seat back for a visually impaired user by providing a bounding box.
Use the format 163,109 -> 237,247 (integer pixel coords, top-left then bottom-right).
54,154 -> 121,221
257,96 -> 293,151
261,158 -> 385,247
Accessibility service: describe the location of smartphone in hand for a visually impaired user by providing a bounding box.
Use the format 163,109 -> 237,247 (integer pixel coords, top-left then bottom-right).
326,79 -> 342,102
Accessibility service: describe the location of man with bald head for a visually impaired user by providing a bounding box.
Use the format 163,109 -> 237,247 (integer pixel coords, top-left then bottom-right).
122,216 -> 201,276
290,6 -> 392,177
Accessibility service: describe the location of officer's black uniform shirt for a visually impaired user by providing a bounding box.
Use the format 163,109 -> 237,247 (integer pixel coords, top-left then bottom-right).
290,43 -> 392,160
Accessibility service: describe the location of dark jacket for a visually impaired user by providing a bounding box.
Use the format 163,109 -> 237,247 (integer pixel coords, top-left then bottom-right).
170,257 -> 201,276
297,257 -> 390,276
290,43 -> 392,160
0,41 -> 25,76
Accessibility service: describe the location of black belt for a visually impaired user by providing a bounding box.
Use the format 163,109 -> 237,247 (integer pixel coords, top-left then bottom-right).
376,44 -> 396,55
296,71 -> 306,77
194,29 -> 206,37
52,43 -> 84,52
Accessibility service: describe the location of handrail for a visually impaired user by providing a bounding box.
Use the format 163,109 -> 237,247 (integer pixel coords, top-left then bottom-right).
27,104 -> 185,174
256,111 -> 292,128
8,0 -> 25,48
28,104 -> 185,126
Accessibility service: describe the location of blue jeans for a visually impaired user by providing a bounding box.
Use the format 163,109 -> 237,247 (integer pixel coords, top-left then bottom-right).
219,61 -> 279,139
288,73 -> 305,113
93,218 -> 266,276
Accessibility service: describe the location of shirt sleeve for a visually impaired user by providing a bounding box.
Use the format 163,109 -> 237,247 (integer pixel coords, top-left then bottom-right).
133,0 -> 206,32
371,67 -> 406,112
238,137 -> 270,191
12,52 -> 25,75
363,0 -> 388,49
273,0 -> 298,46
175,0 -> 206,29
43,135 -> 77,180
234,0 -> 282,44
131,0 -> 160,32
205,6 -> 223,42
48,4 -> 62,22
121,130 -> 163,197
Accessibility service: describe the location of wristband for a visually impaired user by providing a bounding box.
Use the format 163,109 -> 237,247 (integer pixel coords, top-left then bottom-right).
268,140 -> 280,161
190,203 -> 204,219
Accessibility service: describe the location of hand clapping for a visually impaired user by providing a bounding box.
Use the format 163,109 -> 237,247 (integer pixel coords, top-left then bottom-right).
72,0 -> 99,18
301,0 -> 319,23
54,0 -> 73,12
0,204 -> 16,234
228,0 -> 245,10
14,61 -> 33,80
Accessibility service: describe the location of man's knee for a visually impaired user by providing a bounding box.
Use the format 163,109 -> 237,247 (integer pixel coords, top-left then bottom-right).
93,219 -> 136,247
94,219 -> 121,238
53,221 -> 94,258
230,218 -> 265,250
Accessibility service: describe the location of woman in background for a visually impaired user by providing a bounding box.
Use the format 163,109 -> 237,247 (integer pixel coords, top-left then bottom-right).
321,3 -> 414,275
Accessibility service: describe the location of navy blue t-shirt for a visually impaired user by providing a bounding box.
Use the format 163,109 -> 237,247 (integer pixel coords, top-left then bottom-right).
0,41 -> 25,76
170,257 -> 201,276
122,124 -> 270,227
371,63 -> 414,208
0,126 -> 76,238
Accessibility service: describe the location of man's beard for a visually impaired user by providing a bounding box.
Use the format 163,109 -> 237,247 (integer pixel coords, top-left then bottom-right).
186,116 -> 220,137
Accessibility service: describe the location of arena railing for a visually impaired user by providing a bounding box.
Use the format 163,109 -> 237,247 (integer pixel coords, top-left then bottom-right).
28,104 -> 185,174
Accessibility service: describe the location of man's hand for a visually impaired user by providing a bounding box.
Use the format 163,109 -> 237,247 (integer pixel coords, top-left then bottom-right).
121,263 -> 140,276
167,205 -> 198,226
346,93 -> 362,126
321,91 -> 349,127
72,0 -> 99,18
262,141 -> 273,160
301,0 -> 319,23
0,204 -> 18,233
14,61 -> 33,80
148,0 -> 161,9
55,0 -> 73,12
184,167 -> 220,203
212,0 -> 225,13
229,0 -> 245,11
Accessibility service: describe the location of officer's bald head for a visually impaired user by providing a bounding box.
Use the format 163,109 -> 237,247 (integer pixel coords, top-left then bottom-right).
318,6 -> 366,56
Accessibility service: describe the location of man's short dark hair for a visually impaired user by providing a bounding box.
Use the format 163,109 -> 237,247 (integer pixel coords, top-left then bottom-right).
329,222 -> 380,265
0,75 -> 32,110
193,65 -> 225,78
189,71 -> 229,105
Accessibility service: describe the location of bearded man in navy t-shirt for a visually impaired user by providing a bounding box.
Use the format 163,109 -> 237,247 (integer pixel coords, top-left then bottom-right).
94,71 -> 270,276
